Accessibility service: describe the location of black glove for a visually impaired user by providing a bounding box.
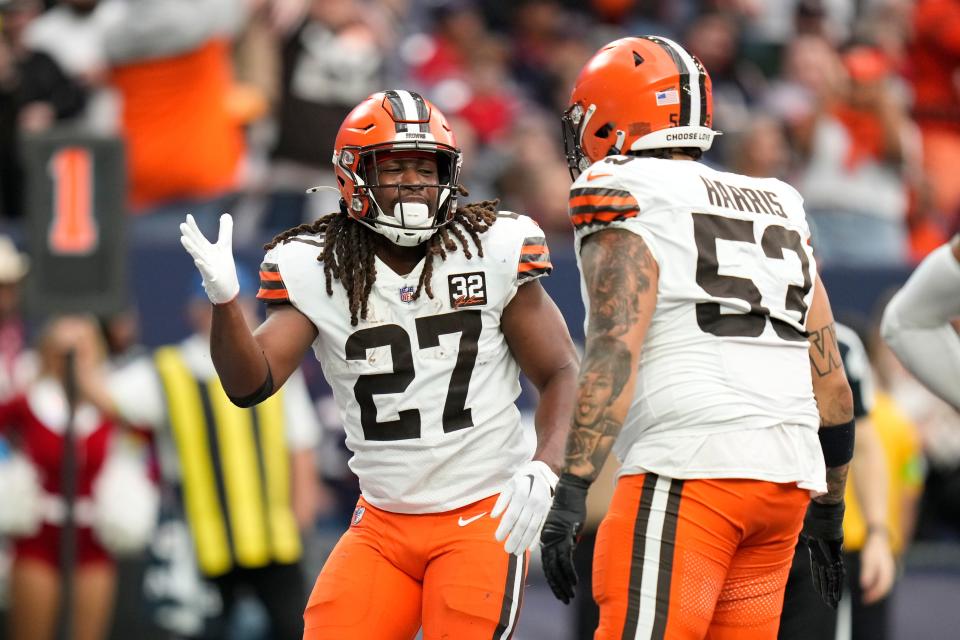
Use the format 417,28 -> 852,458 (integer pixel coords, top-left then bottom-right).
800,500 -> 846,609
539,473 -> 590,604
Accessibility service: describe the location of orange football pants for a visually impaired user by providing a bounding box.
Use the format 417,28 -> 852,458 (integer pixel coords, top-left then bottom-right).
303,494 -> 527,640
593,473 -> 810,640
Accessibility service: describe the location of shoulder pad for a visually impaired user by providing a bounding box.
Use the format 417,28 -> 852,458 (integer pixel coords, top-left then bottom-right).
258,234 -> 324,303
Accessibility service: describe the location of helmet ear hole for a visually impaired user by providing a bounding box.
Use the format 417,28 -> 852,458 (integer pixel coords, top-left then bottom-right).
336,176 -> 345,186
595,123 -> 614,139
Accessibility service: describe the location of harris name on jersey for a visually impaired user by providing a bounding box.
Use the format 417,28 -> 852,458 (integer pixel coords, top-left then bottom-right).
700,175 -> 787,218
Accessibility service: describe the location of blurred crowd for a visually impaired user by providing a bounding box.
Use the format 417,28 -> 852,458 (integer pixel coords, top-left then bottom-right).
3,0 -> 960,263
0,0 -> 959,638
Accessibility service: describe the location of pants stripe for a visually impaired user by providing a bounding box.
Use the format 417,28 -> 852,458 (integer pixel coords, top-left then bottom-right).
621,474 -> 659,640
621,475 -> 684,640
493,552 -> 524,640
650,479 -> 684,639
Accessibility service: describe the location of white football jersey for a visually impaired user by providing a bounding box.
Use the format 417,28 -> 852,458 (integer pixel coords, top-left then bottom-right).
258,213 -> 551,513
571,157 -> 825,492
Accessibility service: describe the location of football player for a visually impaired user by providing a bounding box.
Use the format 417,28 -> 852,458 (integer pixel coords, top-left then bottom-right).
881,234 -> 960,410
539,37 -> 855,640
179,90 -> 577,639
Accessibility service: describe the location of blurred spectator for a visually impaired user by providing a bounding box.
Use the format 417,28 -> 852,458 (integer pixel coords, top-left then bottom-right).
794,0 -> 855,43
779,322 -> 897,640
0,0 -> 86,220
841,326 -> 924,639
508,0 -> 588,112
780,320 -> 924,640
726,114 -> 791,178
0,233 -> 29,631
97,273 -> 322,639
97,306 -> 145,368
407,0 -> 484,86
23,0 -> 125,133
764,32 -> 840,126
0,315 -> 155,640
405,2 -> 519,146
265,0 -> 387,239
451,37 -> 518,145
102,0 -> 249,243
866,328 -> 925,554
741,0 -> 854,76
909,0 -> 960,234
684,12 -> 764,148
0,235 -> 31,401
495,113 -> 571,234
791,42 -> 917,266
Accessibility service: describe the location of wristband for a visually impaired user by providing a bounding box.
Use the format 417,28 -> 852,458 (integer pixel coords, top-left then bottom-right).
819,418 -> 855,467
227,360 -> 274,408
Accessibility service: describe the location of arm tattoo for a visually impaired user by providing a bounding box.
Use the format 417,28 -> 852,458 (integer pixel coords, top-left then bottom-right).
582,231 -> 654,336
817,464 -> 850,505
564,231 -> 656,481
808,322 -> 843,378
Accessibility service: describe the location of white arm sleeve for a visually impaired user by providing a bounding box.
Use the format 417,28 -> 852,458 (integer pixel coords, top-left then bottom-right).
881,243 -> 960,409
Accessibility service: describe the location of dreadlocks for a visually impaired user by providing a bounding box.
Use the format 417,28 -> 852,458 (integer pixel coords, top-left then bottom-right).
265,192 -> 499,326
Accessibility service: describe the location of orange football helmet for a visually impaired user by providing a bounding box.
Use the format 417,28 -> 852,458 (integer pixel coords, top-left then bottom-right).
562,36 -> 718,178
331,90 -> 462,246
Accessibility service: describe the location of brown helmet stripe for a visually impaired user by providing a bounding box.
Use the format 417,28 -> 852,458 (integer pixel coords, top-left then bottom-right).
643,36 -> 691,128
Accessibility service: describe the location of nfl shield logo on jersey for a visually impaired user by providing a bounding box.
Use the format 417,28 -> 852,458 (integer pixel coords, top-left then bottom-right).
352,506 -> 365,526
399,286 -> 416,303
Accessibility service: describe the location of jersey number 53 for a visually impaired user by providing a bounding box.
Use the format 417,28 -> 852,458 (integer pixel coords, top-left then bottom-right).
693,212 -> 812,341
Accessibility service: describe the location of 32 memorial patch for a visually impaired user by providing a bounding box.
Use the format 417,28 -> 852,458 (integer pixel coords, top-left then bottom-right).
448,272 -> 487,308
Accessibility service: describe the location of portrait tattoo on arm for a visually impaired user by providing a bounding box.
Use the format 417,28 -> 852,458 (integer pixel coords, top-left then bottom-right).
565,231 -> 656,481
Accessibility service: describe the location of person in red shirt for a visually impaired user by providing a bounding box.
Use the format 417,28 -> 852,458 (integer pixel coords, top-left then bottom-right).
0,317 -> 136,640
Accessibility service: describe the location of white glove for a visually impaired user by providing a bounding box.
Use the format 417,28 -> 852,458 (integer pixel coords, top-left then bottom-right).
491,460 -> 559,555
179,213 -> 240,304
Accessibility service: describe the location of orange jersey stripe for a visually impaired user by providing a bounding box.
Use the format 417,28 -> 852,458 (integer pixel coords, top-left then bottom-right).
257,288 -> 289,300
259,271 -> 283,282
518,261 -> 552,272
520,244 -> 548,255
568,194 -> 638,208
571,209 -> 640,226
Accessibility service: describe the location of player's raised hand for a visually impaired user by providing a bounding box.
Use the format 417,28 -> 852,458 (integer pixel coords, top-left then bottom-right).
179,213 -> 240,305
540,473 -> 590,604
491,460 -> 558,556
800,500 -> 846,609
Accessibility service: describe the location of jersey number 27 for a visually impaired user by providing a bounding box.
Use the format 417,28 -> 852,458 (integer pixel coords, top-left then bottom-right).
345,310 -> 481,441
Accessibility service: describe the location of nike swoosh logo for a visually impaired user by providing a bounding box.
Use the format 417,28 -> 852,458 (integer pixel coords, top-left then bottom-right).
586,172 -> 613,181
458,512 -> 487,527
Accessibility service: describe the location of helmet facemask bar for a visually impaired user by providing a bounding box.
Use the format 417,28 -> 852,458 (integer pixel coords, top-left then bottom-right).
561,102 -> 596,180
337,142 -> 462,245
